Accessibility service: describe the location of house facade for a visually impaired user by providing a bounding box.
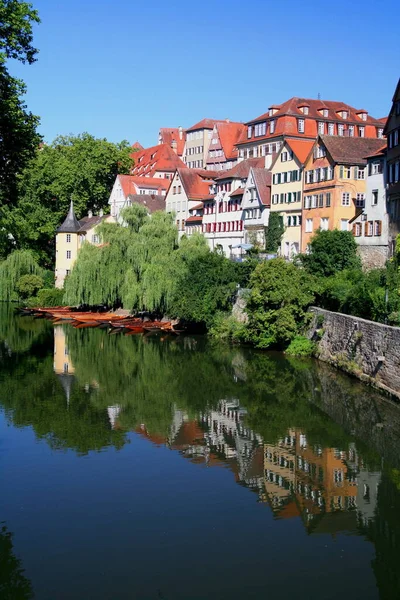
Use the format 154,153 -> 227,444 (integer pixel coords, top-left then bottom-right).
236,97 -> 385,161
130,143 -> 185,179
384,79 -> 400,252
183,119 -> 228,168
158,127 -> 186,160
351,146 -> 388,268
55,203 -> 114,288
301,136 -> 385,252
205,121 -> 246,172
108,174 -> 169,220
270,139 -> 314,258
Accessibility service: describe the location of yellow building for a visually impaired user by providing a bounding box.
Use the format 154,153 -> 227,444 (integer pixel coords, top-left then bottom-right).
270,139 -> 314,258
55,202 -> 114,288
53,325 -> 74,375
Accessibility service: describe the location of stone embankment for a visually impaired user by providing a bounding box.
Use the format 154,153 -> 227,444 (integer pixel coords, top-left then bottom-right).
308,307 -> 400,400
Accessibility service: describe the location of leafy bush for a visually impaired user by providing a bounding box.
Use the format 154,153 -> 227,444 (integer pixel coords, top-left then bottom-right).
209,312 -> 247,343
36,287 -> 65,307
15,274 -> 44,299
245,258 -> 318,349
299,229 -> 361,277
285,336 -> 316,357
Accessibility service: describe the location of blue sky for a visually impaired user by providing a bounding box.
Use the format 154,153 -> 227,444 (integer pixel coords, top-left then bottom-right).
11,0 -> 400,147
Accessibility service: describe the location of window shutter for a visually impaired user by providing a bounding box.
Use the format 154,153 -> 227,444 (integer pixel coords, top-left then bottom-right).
377,220 -> 382,236
352,224 -> 357,236
288,192 -> 292,203
339,166 -> 344,178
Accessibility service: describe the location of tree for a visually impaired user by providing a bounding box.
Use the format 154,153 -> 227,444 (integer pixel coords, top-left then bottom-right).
11,133 -> 134,265
245,258 -> 317,349
299,229 -> 361,277
15,273 -> 43,298
0,1 -> 42,246
265,212 -> 284,253
0,248 -> 42,301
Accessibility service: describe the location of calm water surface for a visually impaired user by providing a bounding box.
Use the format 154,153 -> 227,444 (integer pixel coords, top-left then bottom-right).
1,305 -> 400,600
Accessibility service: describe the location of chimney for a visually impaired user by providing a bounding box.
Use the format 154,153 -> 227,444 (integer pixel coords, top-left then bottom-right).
265,154 -> 273,169
88,209 -> 93,218
99,208 -> 104,217
178,126 -> 183,140
171,139 -> 178,154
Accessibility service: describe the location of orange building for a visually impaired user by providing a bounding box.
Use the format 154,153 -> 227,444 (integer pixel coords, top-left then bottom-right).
301,136 -> 385,251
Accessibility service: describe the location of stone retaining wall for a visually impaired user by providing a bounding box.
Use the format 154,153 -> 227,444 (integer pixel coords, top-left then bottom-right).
308,307 -> 400,399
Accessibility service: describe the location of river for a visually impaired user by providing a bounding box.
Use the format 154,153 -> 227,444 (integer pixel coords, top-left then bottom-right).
1,304 -> 400,599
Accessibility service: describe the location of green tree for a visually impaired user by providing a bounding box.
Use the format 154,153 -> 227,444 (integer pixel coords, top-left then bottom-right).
10,133 -> 134,266
245,258 -> 317,349
0,248 -> 42,301
299,229 -> 361,277
264,212 -> 284,253
15,272 -> 43,298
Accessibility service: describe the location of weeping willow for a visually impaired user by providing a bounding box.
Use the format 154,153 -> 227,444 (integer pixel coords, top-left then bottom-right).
0,250 -> 43,301
64,206 -> 211,313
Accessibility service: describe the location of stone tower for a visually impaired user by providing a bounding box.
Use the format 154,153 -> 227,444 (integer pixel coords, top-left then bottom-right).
55,201 -> 81,289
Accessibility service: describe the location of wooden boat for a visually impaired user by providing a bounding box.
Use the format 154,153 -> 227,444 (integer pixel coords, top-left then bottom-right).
109,318 -> 143,328
124,327 -> 145,335
72,321 -> 100,329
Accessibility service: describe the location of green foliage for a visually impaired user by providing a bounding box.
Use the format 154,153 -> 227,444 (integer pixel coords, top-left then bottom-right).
0,249 -> 42,301
285,335 -> 316,357
9,133 -> 134,266
245,258 -> 317,349
35,287 -> 65,307
15,273 -> 43,298
299,229 -> 361,277
209,312 -> 247,343
0,524 -> 34,600
264,212 -> 284,253
0,0 -> 40,65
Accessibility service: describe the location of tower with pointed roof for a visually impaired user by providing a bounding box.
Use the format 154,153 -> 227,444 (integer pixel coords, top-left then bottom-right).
55,201 -> 81,288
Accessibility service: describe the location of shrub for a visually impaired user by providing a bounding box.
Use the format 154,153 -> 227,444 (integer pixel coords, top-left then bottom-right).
285,336 -> 316,357
299,229 -> 361,277
36,288 -> 65,307
209,312 -> 247,343
15,274 -> 44,299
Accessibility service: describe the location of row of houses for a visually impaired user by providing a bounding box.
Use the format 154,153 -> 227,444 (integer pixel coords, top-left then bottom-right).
55,81 -> 400,286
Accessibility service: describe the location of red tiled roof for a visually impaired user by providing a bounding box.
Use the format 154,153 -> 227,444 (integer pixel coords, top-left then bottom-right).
320,135 -> 386,166
132,141 -> 144,151
118,174 -> 169,197
126,194 -> 165,213
252,168 -> 271,206
250,97 -> 384,127
191,202 -> 204,210
177,168 -> 217,200
131,143 -> 185,177
186,118 -> 226,132
215,157 -> 264,180
214,121 -> 246,160
159,128 -> 186,156
364,143 -> 387,159
285,139 -> 315,165
229,187 -> 245,197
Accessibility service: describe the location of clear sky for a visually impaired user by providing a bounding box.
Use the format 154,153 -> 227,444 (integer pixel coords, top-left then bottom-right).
11,0 -> 400,148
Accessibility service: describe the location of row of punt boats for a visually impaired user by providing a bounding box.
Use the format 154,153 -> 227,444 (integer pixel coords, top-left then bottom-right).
19,307 -> 182,334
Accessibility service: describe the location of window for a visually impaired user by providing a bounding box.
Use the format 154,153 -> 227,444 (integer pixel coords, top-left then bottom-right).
178,185 -> 181,194
270,120 -> 275,134
311,195 -> 317,208
320,217 -> 329,231
365,221 -> 373,236
247,125 -> 252,139
377,128 -> 384,139
298,119 -> 305,133
342,111 -> 348,119
340,166 -> 352,179
374,220 -> 382,236
281,152 -> 288,162
315,145 -> 326,159
338,124 -> 344,136
353,223 -> 362,237
66,234 -> 71,243
305,218 -> 313,233
328,123 -> 334,135
327,166 -> 334,180
359,126 -> 365,137
66,269 -> 70,276
326,193 -> 331,207
304,195 -> 311,209
356,193 -> 365,208
342,192 -> 350,206
254,122 -> 266,136
92,234 -> 99,243
348,125 -> 354,137
303,106 -> 309,115
318,122 -> 325,135
66,250 -> 71,259
318,193 -> 324,207
322,109 -> 328,117
340,219 -> 349,231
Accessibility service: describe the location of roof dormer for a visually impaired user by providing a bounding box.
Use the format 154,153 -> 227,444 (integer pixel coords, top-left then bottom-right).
268,105 -> 280,116
336,108 -> 348,119
356,110 -> 368,121
297,103 -> 310,115
318,107 -> 329,118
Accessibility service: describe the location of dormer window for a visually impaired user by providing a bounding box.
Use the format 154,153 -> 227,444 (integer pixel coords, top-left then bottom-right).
342,111 -> 348,119
247,125 -> 252,139
322,109 -> 328,117
298,119 -> 305,133
357,111 -> 367,121
303,106 -> 309,115
268,106 -> 278,116
270,119 -> 276,134
254,122 -> 267,137
377,128 -> 384,138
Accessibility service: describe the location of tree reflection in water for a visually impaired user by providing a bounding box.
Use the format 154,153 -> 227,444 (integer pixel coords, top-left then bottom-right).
0,524 -> 33,600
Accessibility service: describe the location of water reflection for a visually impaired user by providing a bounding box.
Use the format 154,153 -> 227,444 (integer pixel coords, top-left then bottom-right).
1,308 -> 400,597
0,523 -> 33,600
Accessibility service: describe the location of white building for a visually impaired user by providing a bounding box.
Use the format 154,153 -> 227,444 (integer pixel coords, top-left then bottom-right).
351,145 -> 389,268
108,174 -> 169,220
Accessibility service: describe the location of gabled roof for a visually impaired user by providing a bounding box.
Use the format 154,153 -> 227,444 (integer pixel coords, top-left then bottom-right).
186,118 -> 226,132
319,135 -> 385,166
132,141 -> 144,151
285,139 -> 315,164
364,144 -> 387,159
214,122 -> 246,160
131,143 -> 185,177
126,194 -> 165,213
230,187 -> 245,197
215,157 -> 264,180
185,215 -> 203,223
177,168 -> 218,200
78,215 -> 108,233
249,97 -> 384,127
57,201 -> 81,233
159,128 -> 186,156
118,174 -> 169,197
251,168 -> 272,206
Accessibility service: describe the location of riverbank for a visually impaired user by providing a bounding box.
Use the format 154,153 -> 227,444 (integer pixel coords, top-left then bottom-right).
308,307 -> 400,401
